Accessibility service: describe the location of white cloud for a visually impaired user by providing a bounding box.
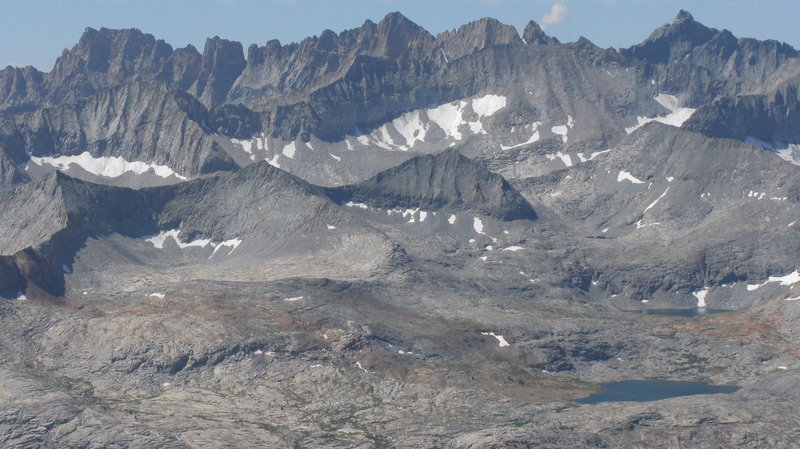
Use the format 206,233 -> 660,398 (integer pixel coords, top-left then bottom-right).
540,3 -> 571,28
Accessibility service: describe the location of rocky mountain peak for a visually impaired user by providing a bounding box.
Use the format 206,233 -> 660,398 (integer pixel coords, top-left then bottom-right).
370,11 -> 437,60
191,36 -> 246,106
318,29 -> 339,52
522,20 -> 557,45
673,9 -> 695,24
244,38 -> 294,68
201,36 -> 245,61
621,10 -> 716,63
620,9 -> 798,84
157,44 -> 202,91
437,17 -> 522,60
378,11 -> 415,28
41,26 -> 177,106
666,9 -> 713,40
65,27 -> 173,73
0,66 -> 45,113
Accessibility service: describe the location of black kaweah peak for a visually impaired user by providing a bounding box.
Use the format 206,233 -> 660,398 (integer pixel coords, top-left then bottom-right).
328,149 -> 537,221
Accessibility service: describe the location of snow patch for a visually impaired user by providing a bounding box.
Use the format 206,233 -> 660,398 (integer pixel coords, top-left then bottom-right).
617,171 -> 645,184
329,153 -> 341,161
501,122 -> 541,150
327,224 -> 336,230
625,94 -> 696,134
282,142 -> 297,159
341,94 -> 505,151
636,222 -> 661,229
746,190 -> 767,200
544,152 -> 573,167
471,94 -> 507,117
284,296 -> 304,302
448,215 -> 456,225
428,101 -> 466,140
345,202 -> 370,209
28,152 -> 187,180
265,154 -> 280,168
231,138 -> 256,161
393,110 -> 427,148
375,124 -> 395,148
473,217 -> 485,234
209,238 -> 242,258
747,269 -> 800,291
577,149 -> 610,162
481,331 -> 510,347
146,230 -> 209,249
692,288 -> 709,308
386,207 -> 426,223
144,229 -> 241,257
148,292 -> 165,299
502,246 -> 524,252
643,187 -> 669,215
745,136 -> 800,166
551,124 -> 569,143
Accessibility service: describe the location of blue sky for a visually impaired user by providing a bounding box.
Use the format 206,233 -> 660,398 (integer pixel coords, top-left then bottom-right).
2,0 -> 798,71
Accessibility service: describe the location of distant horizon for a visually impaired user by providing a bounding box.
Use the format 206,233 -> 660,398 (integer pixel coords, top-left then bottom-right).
2,0 -> 798,71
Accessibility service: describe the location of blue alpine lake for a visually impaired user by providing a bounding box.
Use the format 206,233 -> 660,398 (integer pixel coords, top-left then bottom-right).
577,380 -> 741,404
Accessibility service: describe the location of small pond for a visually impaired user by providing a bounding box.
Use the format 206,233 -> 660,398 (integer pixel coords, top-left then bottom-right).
577,380 -> 740,404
